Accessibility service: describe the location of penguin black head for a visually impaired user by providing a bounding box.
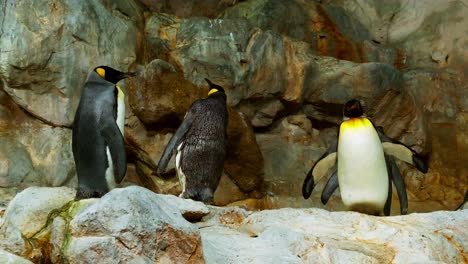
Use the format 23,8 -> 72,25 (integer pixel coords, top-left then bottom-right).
205,78 -> 226,96
343,99 -> 363,118
94,66 -> 136,84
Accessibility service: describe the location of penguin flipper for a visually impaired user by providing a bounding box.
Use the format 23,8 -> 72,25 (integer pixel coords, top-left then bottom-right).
456,191 -> 468,210
375,126 -> 428,173
321,167 -> 338,205
99,114 -> 127,184
302,140 -> 338,199
383,174 -> 392,216
156,107 -> 196,176
385,154 -> 408,215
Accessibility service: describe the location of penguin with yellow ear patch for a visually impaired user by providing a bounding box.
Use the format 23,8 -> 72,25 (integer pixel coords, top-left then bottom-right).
302,99 -> 428,215
73,66 -> 135,199
157,78 -> 228,203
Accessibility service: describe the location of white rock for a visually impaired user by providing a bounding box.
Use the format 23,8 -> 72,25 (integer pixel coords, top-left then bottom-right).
201,208 -> 468,264
64,186 -> 204,263
0,187 -> 76,237
0,187 -> 76,256
0,248 -> 33,264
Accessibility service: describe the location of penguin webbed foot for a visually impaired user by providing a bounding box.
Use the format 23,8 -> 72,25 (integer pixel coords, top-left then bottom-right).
75,186 -> 106,200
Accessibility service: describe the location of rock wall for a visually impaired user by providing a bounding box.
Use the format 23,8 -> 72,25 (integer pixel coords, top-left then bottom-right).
0,0 -> 467,212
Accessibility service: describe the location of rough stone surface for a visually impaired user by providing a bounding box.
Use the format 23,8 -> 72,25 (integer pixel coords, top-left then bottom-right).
66,186 -> 204,263
138,0 -> 239,18
0,0 -> 142,126
0,187 -> 76,257
0,0 -> 466,215
0,249 -> 33,264
201,208 -> 468,264
0,123 -> 76,188
0,187 -> 466,263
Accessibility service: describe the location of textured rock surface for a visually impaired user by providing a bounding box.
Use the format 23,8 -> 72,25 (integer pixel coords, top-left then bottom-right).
0,187 -> 76,258
201,208 -> 468,264
0,186 -> 207,263
66,187 -> 205,263
0,248 -> 33,264
0,0 -> 466,212
1,187 -> 466,263
0,0 -> 141,127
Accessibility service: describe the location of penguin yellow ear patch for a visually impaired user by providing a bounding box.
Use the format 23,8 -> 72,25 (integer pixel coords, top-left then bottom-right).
96,68 -> 105,78
208,88 -> 218,96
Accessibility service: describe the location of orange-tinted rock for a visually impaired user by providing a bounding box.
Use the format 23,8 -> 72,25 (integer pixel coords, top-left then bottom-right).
138,0 -> 239,18
224,108 -> 264,193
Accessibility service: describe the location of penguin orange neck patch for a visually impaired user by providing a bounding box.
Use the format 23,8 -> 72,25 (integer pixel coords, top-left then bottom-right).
340,117 -> 372,131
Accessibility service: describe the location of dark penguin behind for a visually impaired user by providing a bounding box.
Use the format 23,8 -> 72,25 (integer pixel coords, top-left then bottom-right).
72,66 -> 133,199
157,78 -> 228,203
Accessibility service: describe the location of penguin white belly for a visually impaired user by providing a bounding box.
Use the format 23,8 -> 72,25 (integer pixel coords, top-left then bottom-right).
338,118 -> 388,212
105,85 -> 125,190
105,147 -> 117,189
116,85 -> 125,134
176,142 -> 187,197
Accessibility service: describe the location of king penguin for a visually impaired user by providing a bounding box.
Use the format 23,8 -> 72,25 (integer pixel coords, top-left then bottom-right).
72,66 -> 135,199
157,78 -> 228,203
302,99 -> 428,215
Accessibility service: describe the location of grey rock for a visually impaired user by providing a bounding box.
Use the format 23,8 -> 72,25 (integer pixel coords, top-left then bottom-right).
0,187 -> 75,238
255,132 -> 325,209
65,186 -> 204,263
0,0 -> 142,126
334,0 -> 468,67
138,0 -> 240,18
0,121 -> 75,189
0,248 -> 33,264
201,208 -> 468,264
0,187 -> 76,256
0,138 -> 33,187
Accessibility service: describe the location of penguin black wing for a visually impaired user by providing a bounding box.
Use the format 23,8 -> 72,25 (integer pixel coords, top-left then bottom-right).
456,191 -> 468,210
99,108 -> 127,184
302,139 -> 338,199
321,167 -> 338,205
375,126 -> 428,173
156,101 -> 200,176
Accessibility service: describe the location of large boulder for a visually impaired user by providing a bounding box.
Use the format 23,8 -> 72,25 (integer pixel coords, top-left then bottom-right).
0,123 -> 75,188
65,187 -> 205,263
0,186 -> 208,263
0,187 -> 76,259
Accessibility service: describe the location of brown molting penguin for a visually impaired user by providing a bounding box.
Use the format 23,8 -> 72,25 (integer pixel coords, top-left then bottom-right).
157,78 -> 228,203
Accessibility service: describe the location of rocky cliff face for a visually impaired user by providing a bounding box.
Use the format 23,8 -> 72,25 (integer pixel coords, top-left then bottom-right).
0,0 -> 466,213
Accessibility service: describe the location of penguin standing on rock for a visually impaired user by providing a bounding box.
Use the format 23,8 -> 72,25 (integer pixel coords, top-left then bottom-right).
72,66 -> 135,199
157,79 -> 228,203
302,99 -> 428,215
